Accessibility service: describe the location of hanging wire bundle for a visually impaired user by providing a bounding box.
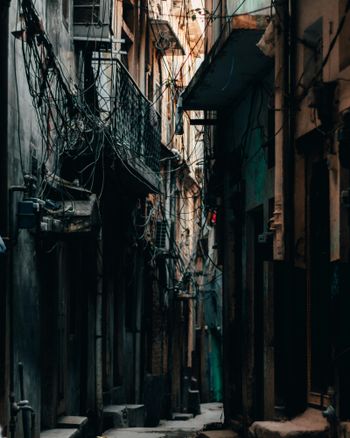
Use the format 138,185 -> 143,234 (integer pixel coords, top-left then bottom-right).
19,0 -> 161,196
18,0 -> 207,293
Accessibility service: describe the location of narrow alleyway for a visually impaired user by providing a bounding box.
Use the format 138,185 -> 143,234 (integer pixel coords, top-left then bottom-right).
103,403 -> 226,438
2,0 -> 350,438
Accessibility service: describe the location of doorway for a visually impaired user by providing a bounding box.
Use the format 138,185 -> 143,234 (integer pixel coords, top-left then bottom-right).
246,206 -> 264,419
306,158 -> 332,406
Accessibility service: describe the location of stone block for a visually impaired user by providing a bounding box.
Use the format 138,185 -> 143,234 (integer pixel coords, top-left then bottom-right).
57,417 -> 87,430
103,404 -> 145,428
249,408 -> 328,438
41,428 -> 79,438
198,431 -> 238,438
171,412 -> 194,421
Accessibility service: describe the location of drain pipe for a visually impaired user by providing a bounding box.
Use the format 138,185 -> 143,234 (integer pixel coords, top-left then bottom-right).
5,2 -> 36,432
9,185 -> 26,438
96,227 -> 103,431
0,0 -> 10,426
8,185 -> 37,438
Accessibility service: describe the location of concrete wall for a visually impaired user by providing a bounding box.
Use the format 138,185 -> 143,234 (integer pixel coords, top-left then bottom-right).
260,0 -> 350,419
5,0 -> 90,435
6,0 -> 77,435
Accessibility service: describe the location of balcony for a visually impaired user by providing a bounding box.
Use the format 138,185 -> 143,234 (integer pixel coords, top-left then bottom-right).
94,56 -> 161,192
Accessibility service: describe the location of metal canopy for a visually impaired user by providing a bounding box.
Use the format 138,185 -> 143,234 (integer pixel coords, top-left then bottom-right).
150,19 -> 185,55
182,28 -> 273,111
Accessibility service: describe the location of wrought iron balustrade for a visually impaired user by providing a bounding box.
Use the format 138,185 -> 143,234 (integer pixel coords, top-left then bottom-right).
94,56 -> 161,175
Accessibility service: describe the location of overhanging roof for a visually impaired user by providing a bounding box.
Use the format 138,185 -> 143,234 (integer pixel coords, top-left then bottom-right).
182,26 -> 273,111
150,19 -> 185,55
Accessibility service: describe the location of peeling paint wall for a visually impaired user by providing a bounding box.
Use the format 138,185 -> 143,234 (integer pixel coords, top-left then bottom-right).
6,0 -> 78,435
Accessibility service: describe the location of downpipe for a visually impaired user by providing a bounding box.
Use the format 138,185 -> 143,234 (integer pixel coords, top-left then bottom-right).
8,185 -> 26,438
8,185 -> 37,438
3,2 -> 36,436
10,364 -> 35,438
96,227 -> 103,430
0,0 -> 10,428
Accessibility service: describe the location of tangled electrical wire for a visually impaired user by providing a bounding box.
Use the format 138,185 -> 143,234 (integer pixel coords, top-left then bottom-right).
19,0 -> 162,198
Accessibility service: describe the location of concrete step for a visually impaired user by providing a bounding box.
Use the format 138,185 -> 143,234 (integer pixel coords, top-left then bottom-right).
198,431 -> 238,438
103,404 -> 145,428
41,428 -> 79,438
249,408 -> 328,438
57,416 -> 88,431
171,412 -> 194,421
103,432 -> 166,438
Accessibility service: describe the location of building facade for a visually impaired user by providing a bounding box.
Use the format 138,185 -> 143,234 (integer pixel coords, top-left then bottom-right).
182,0 -> 350,434
0,0 -> 209,437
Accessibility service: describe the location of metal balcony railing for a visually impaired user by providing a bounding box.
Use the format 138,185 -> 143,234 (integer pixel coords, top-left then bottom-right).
94,57 -> 161,176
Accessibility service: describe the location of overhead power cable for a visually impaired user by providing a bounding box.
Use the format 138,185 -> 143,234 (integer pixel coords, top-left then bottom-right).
116,0 -> 279,21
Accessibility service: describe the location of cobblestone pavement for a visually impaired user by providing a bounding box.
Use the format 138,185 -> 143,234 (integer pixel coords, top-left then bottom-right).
103,403 -> 224,438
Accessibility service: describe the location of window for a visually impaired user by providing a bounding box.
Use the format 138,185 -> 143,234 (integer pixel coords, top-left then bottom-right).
73,0 -> 110,40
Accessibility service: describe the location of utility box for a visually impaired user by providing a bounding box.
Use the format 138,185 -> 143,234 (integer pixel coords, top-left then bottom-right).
17,200 -> 40,229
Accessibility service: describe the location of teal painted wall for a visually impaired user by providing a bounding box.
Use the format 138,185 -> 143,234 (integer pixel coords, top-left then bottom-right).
226,75 -> 274,212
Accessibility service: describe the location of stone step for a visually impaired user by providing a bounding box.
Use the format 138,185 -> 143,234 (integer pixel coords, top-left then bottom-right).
57,416 -> 88,430
103,431 -> 166,438
103,404 -> 145,428
198,431 -> 238,438
41,428 -> 79,438
249,408 -> 328,438
171,412 -> 194,421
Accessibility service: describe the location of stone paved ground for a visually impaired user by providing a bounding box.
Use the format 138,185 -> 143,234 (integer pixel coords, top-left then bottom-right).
103,404 -> 332,438
197,431 -> 238,438
103,403 -> 226,438
250,408 -> 329,438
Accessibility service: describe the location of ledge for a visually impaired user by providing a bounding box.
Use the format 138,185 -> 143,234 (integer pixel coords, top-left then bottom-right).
249,409 -> 328,438
41,428 -> 79,438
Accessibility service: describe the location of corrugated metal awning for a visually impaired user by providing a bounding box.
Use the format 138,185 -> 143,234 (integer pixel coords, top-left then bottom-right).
182,17 -> 273,110
150,19 -> 185,55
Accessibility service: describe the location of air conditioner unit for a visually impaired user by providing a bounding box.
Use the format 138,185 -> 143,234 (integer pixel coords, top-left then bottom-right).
73,0 -> 111,41
155,220 -> 169,251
